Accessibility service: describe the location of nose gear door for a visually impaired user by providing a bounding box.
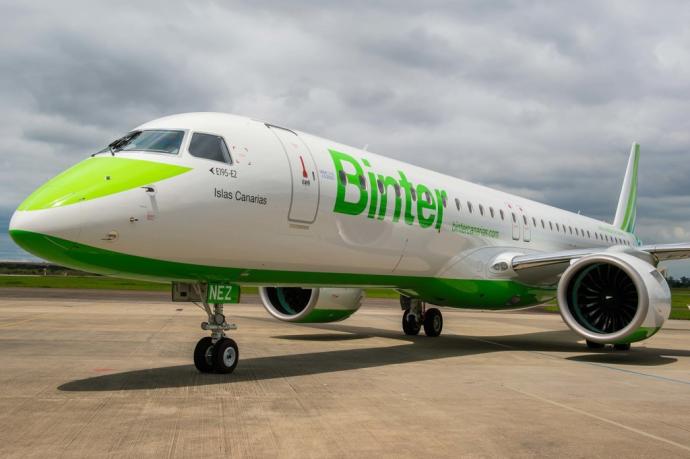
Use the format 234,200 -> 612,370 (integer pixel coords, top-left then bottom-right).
267,124 -> 320,224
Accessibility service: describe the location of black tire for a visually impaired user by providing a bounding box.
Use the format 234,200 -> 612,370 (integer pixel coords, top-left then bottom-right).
194,337 -> 215,373
213,337 -> 239,374
423,308 -> 443,337
613,343 -> 631,351
402,311 -> 421,335
586,340 -> 605,349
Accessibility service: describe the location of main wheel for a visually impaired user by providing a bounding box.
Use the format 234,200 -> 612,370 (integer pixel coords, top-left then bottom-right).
586,340 -> 605,349
402,311 -> 421,335
213,337 -> 239,374
613,343 -> 631,351
423,308 -> 443,337
194,337 -> 215,373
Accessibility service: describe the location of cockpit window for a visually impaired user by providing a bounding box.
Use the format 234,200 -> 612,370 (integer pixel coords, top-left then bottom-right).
188,132 -> 232,164
101,130 -> 184,154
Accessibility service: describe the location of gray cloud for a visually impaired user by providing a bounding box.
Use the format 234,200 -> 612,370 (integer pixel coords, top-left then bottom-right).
1,0 -> 690,274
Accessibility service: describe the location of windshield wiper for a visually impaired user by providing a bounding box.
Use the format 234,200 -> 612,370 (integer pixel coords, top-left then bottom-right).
93,131 -> 141,157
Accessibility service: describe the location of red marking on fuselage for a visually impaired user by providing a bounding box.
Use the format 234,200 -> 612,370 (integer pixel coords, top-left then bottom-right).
299,156 -> 308,178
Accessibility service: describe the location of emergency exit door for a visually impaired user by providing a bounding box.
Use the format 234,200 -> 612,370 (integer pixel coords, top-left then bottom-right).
510,210 -> 520,240
521,211 -> 531,242
268,125 -> 320,224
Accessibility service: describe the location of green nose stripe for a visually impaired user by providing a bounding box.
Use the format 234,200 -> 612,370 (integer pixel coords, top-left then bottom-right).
18,157 -> 192,211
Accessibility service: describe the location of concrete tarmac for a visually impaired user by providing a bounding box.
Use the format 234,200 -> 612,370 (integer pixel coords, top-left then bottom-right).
0,288 -> 689,458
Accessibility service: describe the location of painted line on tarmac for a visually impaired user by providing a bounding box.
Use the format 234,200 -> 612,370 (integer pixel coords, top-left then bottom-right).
506,385 -> 690,453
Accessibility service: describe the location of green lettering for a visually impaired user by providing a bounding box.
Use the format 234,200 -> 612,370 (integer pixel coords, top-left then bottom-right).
367,172 -> 378,219
416,184 -> 435,228
398,171 -> 414,225
377,175 -> 402,222
434,189 -> 447,231
330,149 -> 368,216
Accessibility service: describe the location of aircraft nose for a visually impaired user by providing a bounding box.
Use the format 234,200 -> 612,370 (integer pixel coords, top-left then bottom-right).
9,207 -> 84,262
9,156 -> 192,266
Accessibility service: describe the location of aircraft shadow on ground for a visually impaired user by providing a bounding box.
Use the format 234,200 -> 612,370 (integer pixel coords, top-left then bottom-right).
58,323 -> 689,392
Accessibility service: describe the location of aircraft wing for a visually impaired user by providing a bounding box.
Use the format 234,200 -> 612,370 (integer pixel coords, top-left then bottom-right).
511,243 -> 690,274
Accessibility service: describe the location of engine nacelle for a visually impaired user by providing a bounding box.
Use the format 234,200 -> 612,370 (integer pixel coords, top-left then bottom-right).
557,249 -> 671,344
259,287 -> 364,323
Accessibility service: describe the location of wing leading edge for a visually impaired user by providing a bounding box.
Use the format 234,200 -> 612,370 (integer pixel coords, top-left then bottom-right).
511,243 -> 690,276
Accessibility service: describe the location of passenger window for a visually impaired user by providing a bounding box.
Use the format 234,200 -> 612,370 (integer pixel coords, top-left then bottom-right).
549,222 -> 553,230
441,194 -> 447,208
188,133 -> 232,163
490,207 -> 495,218
532,217 -> 537,227
512,212 -> 517,223
410,188 -> 417,201
541,219 -> 545,229
424,191 -> 432,203
522,215 -> 528,225
569,226 -> 573,235
394,184 -> 401,197
587,230 -> 590,238
556,223 -> 560,232
377,179 -> 384,194
479,204 -> 484,216
500,209 -> 505,220
358,175 -> 367,190
338,170 -> 347,186
455,198 -> 461,211
467,202 -> 473,213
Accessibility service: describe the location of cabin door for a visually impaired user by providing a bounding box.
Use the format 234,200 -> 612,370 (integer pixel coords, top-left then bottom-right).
268,125 -> 320,224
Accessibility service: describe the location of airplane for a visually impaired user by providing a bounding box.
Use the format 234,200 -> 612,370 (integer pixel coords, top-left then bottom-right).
9,112 -> 690,374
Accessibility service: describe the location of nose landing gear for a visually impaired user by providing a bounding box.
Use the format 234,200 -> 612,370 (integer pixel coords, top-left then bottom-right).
192,285 -> 239,374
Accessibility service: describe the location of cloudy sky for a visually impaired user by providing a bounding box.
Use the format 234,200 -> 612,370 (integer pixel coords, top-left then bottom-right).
2,1 -> 690,274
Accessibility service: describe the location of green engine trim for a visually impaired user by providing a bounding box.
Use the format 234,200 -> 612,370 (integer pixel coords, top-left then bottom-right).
297,309 -> 357,323
615,326 -> 661,344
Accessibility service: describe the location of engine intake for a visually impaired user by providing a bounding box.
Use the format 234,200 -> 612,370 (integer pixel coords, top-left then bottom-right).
259,287 -> 364,323
557,249 -> 671,344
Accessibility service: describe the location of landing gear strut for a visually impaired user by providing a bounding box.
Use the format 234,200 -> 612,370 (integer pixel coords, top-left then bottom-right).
193,285 -> 238,374
586,340 -> 605,349
400,296 -> 443,337
585,340 -> 631,351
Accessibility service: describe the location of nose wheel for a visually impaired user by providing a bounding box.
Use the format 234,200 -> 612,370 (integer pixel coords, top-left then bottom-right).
192,284 -> 239,374
193,336 -> 239,374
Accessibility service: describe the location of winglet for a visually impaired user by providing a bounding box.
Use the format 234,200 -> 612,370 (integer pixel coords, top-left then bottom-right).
613,142 -> 640,234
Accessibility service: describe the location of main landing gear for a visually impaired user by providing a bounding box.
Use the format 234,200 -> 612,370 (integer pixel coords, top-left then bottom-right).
586,340 -> 631,351
192,285 -> 238,374
401,296 -> 443,337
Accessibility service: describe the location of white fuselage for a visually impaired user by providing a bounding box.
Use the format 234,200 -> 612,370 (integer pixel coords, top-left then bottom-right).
10,112 -> 635,293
